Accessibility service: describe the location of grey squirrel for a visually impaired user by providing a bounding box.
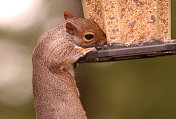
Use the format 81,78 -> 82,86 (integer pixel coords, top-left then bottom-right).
32,11 -> 107,119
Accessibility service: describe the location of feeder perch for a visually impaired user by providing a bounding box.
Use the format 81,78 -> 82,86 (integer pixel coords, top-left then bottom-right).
78,0 -> 175,63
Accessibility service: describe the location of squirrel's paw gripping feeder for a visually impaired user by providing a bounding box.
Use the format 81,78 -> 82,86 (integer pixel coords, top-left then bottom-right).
79,0 -> 175,63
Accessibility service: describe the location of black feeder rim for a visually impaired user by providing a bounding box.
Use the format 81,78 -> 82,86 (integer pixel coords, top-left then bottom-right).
77,39 -> 176,63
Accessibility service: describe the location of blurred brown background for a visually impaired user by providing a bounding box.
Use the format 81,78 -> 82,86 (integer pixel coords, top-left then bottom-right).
0,0 -> 176,119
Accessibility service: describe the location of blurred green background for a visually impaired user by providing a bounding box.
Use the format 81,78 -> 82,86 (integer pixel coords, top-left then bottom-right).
0,0 -> 175,119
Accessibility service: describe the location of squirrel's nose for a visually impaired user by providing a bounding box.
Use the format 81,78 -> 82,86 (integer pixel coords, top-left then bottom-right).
104,40 -> 107,45
97,40 -> 107,46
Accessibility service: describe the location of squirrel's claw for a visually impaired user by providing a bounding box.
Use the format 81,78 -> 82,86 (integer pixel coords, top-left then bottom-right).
73,62 -> 78,69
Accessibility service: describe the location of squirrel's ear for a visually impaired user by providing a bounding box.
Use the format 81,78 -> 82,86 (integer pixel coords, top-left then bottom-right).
64,11 -> 75,20
66,22 -> 77,35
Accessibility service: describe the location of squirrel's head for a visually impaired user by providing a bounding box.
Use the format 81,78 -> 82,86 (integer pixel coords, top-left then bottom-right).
64,11 -> 107,48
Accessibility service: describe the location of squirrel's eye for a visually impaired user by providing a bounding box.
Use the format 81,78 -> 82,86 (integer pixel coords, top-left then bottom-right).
85,34 -> 94,40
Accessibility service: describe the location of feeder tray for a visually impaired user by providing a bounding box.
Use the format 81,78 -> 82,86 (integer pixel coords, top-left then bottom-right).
78,39 -> 176,63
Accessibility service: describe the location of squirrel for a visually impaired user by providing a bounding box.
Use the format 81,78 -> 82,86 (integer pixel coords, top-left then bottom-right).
32,11 -> 107,119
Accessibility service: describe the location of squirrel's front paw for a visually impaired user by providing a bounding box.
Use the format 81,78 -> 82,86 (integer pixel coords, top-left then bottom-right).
75,46 -> 96,56
80,47 -> 96,55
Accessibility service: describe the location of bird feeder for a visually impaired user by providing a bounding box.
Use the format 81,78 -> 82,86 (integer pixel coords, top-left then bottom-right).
78,0 -> 176,63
